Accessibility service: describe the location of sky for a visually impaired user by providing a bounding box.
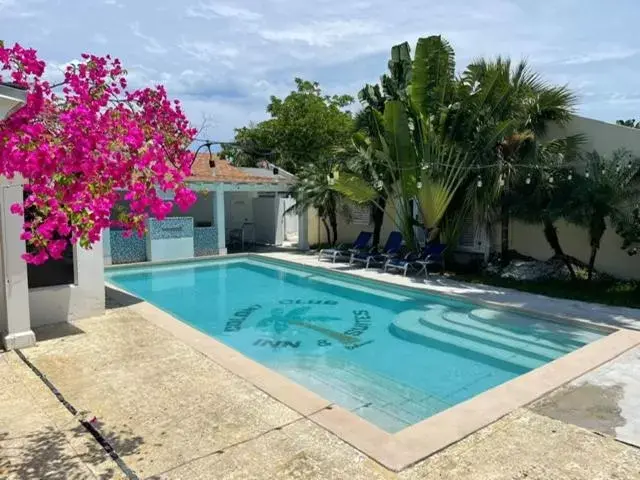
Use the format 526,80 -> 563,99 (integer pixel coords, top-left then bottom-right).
2,0 -> 640,142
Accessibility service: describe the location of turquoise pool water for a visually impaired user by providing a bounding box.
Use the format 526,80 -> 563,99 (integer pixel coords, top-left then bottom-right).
106,258 -> 605,433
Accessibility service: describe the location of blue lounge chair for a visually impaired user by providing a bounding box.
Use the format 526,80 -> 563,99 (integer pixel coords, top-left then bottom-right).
318,231 -> 372,263
414,243 -> 447,277
350,231 -> 403,269
384,248 -> 427,277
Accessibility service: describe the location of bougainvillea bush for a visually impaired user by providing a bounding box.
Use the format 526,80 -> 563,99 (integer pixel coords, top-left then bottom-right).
0,41 -> 197,264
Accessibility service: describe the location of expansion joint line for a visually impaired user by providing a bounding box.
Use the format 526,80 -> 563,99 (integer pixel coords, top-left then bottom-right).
150,404 -> 334,478
15,349 -> 140,480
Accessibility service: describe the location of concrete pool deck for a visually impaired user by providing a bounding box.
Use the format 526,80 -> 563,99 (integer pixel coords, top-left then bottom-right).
2,252 -> 640,478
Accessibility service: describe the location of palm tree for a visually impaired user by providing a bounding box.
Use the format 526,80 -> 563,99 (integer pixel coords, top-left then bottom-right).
347,42 -> 413,247
289,158 -> 347,246
509,137 -> 584,279
452,58 -> 577,265
564,149 -> 640,280
336,36 -> 578,259
335,36 -> 467,250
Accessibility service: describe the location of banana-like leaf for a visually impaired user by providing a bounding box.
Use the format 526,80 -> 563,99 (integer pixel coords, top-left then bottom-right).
332,173 -> 378,204
383,100 -> 417,196
411,36 -> 455,119
416,143 -> 468,230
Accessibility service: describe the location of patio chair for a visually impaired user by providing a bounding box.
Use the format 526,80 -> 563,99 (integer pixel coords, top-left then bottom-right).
383,247 -> 429,277
318,231 -> 372,263
350,231 -> 403,269
414,243 -> 447,277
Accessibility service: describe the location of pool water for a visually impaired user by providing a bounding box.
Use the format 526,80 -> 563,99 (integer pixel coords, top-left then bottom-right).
106,258 -> 605,433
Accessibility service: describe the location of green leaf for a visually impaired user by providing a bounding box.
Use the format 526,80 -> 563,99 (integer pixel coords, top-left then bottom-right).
411,36 -> 455,118
332,173 -> 378,204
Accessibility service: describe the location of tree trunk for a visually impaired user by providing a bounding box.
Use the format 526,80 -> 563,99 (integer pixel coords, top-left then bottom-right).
587,246 -> 598,281
587,218 -> 607,281
329,211 -> 338,246
500,199 -> 510,266
321,217 -> 332,246
371,196 -> 386,248
542,215 -> 576,280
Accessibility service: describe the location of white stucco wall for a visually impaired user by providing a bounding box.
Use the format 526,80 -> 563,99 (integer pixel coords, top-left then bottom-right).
225,191 -> 257,230
546,115 -> 640,156
512,115 -> 640,279
186,193 -> 214,226
29,241 -> 106,327
308,200 -> 399,246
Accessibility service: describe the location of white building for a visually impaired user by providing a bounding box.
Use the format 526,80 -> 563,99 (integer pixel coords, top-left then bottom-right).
105,154 -> 305,265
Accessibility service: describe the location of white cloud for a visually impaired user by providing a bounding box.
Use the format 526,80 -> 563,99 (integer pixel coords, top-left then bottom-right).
185,2 -> 261,21
91,33 -> 108,45
563,47 -> 639,65
3,0 -> 639,138
260,20 -> 380,47
178,40 -> 239,63
130,21 -> 168,55
0,0 -> 39,17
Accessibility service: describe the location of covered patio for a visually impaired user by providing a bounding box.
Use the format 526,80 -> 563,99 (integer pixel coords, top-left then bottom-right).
105,155 -> 308,265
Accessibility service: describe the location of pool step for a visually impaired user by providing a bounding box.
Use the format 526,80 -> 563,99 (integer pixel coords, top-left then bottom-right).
468,308 -> 600,346
390,309 -> 545,371
281,357 -> 432,407
278,357 -> 450,432
439,311 -> 571,359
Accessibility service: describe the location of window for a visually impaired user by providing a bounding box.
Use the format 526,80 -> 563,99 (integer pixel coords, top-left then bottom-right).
457,215 -> 488,254
24,192 -> 75,288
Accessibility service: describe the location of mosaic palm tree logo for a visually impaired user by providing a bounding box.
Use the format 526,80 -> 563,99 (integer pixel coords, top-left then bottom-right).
256,306 -> 359,345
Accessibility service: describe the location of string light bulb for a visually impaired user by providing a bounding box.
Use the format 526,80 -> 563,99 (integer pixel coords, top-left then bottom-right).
585,169 -> 590,178
416,181 -> 423,189
499,174 -> 505,187
548,175 -> 554,184
525,174 -> 531,185
567,172 -> 573,181
476,175 -> 483,188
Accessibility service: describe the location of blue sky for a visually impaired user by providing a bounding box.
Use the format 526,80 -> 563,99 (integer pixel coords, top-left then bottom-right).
2,0 -> 640,141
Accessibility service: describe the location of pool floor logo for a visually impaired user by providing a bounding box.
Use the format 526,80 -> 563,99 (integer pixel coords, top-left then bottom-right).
224,300 -> 374,350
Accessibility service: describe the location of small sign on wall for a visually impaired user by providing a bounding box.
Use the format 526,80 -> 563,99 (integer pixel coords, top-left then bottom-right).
351,204 -> 371,225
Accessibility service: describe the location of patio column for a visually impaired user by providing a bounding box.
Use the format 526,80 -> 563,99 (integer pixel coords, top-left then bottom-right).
298,206 -> 309,251
0,176 -> 35,349
213,186 -> 227,255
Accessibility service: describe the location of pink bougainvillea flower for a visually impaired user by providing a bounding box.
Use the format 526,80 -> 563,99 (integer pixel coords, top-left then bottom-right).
0,42 -> 197,263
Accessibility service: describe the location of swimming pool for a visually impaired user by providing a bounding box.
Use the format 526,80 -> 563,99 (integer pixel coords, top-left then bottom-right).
106,257 -> 606,433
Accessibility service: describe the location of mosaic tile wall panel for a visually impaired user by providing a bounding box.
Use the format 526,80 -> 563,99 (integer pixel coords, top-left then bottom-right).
147,217 -> 194,239
194,226 -> 218,256
110,230 -> 146,264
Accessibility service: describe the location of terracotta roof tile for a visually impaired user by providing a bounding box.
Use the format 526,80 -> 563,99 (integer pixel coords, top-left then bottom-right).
188,153 -> 293,184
